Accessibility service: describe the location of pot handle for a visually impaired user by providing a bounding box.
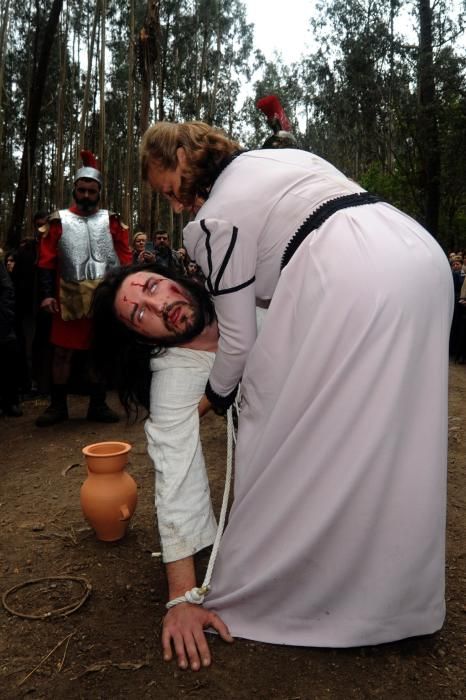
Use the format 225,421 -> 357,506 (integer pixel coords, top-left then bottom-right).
120,504 -> 131,521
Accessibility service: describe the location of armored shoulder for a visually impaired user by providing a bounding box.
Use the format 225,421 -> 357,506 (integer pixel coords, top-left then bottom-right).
38,210 -> 61,238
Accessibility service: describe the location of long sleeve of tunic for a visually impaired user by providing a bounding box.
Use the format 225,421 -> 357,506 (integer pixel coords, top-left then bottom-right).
184,149 -> 364,401
145,348 -> 217,563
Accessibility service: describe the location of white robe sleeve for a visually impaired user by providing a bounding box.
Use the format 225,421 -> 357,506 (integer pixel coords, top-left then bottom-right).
145,349 -> 217,562
184,218 -> 258,400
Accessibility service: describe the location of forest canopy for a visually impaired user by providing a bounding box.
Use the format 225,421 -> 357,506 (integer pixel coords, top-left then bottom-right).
1,0 -> 465,251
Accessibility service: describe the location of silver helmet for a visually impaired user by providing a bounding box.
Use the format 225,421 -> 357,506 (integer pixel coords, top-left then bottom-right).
74,150 -> 103,187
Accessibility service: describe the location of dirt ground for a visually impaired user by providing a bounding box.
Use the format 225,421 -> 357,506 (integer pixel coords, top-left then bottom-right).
1,365 -> 465,700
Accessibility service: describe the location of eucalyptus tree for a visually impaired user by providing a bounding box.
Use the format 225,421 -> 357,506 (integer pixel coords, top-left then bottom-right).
417,0 -> 441,235
158,0 -> 253,127
297,0 -> 465,244
6,0 -> 64,248
239,53 -> 303,149
302,0 -> 407,179
415,0 -> 466,240
136,0 -> 254,233
0,0 -> 11,155
0,0 -> 34,239
436,45 -> 466,250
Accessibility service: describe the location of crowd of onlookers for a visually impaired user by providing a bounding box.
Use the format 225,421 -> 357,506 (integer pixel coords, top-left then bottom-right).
0,216 -> 205,420
130,228 -> 205,284
0,211 -> 51,417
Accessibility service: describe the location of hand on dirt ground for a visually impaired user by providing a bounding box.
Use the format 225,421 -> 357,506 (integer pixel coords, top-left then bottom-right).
162,603 -> 233,671
40,297 -> 59,314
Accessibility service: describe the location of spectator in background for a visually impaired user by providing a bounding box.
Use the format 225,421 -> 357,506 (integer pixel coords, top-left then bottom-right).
5,248 -> 30,394
0,260 -> 22,417
450,255 -> 466,360
176,246 -> 189,275
461,254 -> 466,277
11,235 -> 44,395
186,259 -> 205,286
457,276 -> 466,363
151,229 -> 185,275
5,251 -> 16,274
153,230 -> 171,249
31,211 -> 53,395
132,231 -> 150,264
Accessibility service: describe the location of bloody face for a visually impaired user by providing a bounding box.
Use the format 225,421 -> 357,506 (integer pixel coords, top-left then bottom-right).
114,270 -> 206,344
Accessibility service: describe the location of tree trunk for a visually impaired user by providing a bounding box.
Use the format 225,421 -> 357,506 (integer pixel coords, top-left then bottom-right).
123,0 -> 136,225
417,0 -> 440,237
196,27 -> 209,119
98,0 -> 106,204
78,2 -> 99,158
6,0 -> 64,248
54,9 -> 68,207
0,0 -> 11,151
207,7 -> 222,124
138,0 -> 160,232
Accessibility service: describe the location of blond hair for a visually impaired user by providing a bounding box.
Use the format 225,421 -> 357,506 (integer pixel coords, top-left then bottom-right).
140,121 -> 241,206
132,231 -> 147,245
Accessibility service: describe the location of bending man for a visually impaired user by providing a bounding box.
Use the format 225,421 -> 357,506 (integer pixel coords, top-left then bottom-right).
138,122 -> 453,661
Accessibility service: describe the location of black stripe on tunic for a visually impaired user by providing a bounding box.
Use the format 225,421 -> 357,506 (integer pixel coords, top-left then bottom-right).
281,192 -> 382,271
199,218 -> 255,296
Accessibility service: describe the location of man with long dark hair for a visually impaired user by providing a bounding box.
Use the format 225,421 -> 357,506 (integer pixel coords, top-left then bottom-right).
91,263 -> 233,669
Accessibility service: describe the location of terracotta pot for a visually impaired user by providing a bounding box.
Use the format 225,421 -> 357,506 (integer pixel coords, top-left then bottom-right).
80,441 -> 137,542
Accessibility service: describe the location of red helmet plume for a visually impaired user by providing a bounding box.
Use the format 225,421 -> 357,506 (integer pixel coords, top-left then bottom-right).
80,149 -> 100,169
256,95 -> 292,133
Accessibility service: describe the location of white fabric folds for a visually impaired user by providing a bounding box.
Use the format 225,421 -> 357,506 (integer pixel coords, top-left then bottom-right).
145,348 -> 217,563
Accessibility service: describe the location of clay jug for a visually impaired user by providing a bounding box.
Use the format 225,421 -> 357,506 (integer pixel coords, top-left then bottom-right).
80,441 -> 137,542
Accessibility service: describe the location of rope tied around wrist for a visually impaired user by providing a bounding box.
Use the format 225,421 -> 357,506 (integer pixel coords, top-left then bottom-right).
165,399 -> 238,611
165,585 -> 210,609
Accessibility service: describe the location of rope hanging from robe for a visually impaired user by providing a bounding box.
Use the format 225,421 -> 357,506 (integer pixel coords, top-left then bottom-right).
165,398 -> 237,610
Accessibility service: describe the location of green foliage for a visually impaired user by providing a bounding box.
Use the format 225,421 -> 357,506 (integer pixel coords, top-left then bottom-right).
0,0 -> 465,244
359,162 -> 416,212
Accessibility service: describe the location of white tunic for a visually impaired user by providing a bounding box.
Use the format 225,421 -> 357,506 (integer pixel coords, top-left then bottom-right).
182,149 -> 453,646
145,348 -> 216,562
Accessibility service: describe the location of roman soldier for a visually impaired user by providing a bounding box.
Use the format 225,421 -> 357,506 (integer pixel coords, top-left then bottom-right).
36,150 -> 132,427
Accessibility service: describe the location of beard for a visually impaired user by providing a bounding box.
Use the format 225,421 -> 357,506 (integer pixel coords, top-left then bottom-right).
158,277 -> 214,346
74,192 -> 100,213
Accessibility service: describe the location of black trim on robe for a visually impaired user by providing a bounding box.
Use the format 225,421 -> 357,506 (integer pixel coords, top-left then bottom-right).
281,192 -> 382,271
200,219 -> 255,296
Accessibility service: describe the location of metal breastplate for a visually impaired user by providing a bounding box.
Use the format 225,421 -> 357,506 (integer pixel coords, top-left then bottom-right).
58,209 -> 119,282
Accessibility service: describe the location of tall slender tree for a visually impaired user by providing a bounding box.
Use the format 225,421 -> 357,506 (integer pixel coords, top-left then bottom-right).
417,0 -> 440,236
6,0 -> 64,247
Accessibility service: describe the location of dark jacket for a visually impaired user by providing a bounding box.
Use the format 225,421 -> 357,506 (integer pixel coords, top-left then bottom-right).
0,262 -> 16,344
